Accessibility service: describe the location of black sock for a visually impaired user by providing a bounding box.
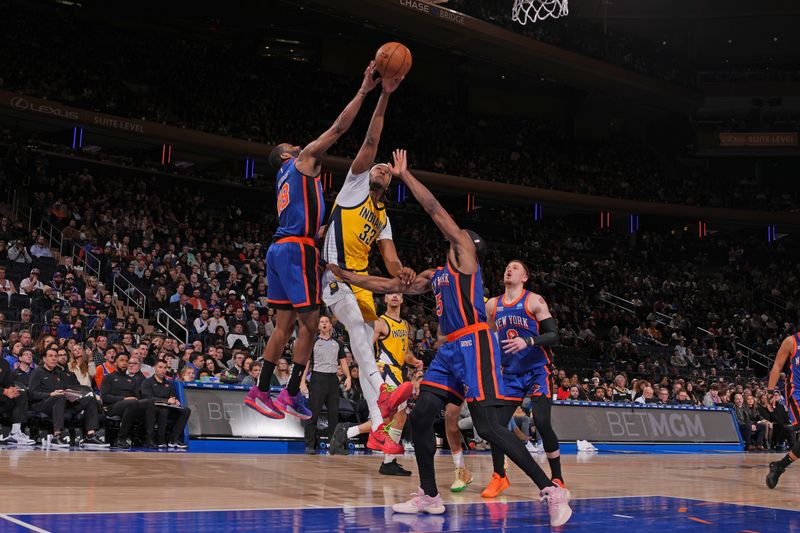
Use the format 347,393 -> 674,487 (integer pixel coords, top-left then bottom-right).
257,361 -> 277,392
776,454 -> 795,469
548,456 -> 563,482
286,362 -> 306,396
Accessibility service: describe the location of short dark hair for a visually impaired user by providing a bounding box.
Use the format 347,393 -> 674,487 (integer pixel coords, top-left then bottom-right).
509,259 -> 530,278
269,144 -> 288,172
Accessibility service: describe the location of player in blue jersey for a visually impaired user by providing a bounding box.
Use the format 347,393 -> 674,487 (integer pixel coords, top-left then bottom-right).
328,149 -> 572,527
766,332 -> 800,488
244,61 -> 383,421
482,260 -> 563,498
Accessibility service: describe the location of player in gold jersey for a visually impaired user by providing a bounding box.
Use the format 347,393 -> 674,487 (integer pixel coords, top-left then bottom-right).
322,75 -> 415,454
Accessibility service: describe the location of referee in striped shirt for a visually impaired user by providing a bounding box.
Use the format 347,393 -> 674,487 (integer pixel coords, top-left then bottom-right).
302,315 -> 351,454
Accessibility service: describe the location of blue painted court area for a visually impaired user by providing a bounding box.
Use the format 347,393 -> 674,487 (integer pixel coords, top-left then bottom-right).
1,496 -> 796,533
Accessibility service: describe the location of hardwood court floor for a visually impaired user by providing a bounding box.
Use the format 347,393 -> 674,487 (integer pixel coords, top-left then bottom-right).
0,449 -> 796,515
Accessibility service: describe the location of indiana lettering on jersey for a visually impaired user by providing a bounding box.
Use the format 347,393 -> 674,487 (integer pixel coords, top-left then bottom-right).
359,205 -> 385,230
391,329 -> 406,339
495,314 -> 531,331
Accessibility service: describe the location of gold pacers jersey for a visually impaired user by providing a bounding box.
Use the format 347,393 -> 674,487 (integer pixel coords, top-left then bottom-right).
323,168 -> 392,272
376,314 -> 409,383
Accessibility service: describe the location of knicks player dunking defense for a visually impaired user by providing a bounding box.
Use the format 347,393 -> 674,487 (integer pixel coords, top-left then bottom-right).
244,61 -> 382,421
483,260 -> 563,498
766,332 -> 800,488
329,149 -> 572,527
321,71 -> 416,464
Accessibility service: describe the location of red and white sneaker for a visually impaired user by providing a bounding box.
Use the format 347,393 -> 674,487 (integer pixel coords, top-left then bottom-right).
378,382 -> 413,418
539,485 -> 572,527
366,423 -> 386,451
382,436 -> 404,455
243,386 -> 285,419
392,488 -> 445,515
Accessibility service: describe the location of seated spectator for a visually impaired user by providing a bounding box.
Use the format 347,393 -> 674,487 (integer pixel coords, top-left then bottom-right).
746,394 -> 770,450
555,377 -> 571,400
227,323 -> 249,349
0,265 -> 17,297
671,389 -> 694,405
703,384 -> 721,406
178,365 -> 196,382
593,387 -> 607,402
95,347 -> 117,389
241,361 -> 262,387
29,236 -> 54,259
769,391 -> 794,449
566,385 -> 581,401
28,347 -> 107,447
100,353 -> 156,449
635,386 -> 655,404
611,375 -> 631,402
0,355 -> 33,445
68,345 -> 93,388
19,268 -> 43,295
12,348 -> 36,386
733,392 -> 764,451
140,360 -> 191,448
221,351 -> 246,383
270,358 -> 290,388
656,388 -> 670,405
8,240 -> 32,264
192,309 -> 210,341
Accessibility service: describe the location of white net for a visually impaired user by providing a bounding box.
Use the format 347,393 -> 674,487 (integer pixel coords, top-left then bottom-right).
512,0 -> 569,24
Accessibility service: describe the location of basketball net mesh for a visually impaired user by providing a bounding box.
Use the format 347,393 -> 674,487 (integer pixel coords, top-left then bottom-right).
512,0 -> 568,24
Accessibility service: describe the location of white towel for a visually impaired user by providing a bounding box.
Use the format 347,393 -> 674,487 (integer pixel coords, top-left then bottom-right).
577,439 -> 598,452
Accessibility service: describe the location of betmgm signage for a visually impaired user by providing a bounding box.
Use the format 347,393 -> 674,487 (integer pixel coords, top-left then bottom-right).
552,401 -> 742,444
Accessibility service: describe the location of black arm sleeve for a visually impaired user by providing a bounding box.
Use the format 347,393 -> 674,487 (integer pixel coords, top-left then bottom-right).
532,318 -> 559,347
337,340 -> 347,361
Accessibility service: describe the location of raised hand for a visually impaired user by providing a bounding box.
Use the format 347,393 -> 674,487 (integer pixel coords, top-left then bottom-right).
359,61 -> 382,94
388,149 -> 408,178
382,75 -> 405,94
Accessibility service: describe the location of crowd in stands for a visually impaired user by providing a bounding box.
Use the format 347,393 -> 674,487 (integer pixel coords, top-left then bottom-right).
1,2 -> 796,211
447,0 -> 697,88
0,142 -> 796,450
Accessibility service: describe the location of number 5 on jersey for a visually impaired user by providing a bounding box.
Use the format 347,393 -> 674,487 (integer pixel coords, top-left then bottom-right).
435,292 -> 443,317
277,183 -> 290,215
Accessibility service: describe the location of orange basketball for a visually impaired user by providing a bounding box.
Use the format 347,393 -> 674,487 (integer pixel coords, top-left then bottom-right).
375,42 -> 412,81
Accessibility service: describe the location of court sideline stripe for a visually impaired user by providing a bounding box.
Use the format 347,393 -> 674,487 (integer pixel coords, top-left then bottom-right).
3,495 -> 671,517
0,514 -> 52,533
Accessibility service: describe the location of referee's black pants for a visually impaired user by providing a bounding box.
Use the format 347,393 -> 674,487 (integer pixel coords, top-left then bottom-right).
305,371 -> 340,449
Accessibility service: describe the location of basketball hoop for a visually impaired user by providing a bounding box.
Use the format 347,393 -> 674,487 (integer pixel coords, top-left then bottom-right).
512,0 -> 568,24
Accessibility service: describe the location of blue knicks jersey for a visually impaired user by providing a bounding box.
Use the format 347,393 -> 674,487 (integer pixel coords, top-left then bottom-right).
493,290 -> 550,373
431,261 -> 487,336
273,158 -> 325,240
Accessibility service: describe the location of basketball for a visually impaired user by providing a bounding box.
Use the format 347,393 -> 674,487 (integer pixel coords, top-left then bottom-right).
374,42 -> 412,80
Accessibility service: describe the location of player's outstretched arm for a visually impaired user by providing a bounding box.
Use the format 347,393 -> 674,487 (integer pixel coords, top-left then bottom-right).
296,62 -> 381,176
767,336 -> 794,390
351,76 -> 403,175
387,149 -> 476,271
327,264 -> 433,295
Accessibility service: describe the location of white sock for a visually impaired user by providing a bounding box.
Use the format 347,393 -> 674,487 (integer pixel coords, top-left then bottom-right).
383,454 -> 394,464
452,451 -> 464,469
331,299 -> 384,430
11,423 -> 21,434
346,426 -> 361,439
387,427 -> 402,444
